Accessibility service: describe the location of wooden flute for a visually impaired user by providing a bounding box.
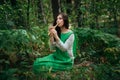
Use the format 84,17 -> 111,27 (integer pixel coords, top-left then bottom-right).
48,23 -> 59,35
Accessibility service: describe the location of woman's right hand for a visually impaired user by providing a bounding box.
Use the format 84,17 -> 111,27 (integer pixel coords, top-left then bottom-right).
48,25 -> 55,36
48,25 -> 55,43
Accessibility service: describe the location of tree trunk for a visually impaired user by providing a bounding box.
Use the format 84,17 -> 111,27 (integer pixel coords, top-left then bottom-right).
0,0 -> 5,5
113,9 -> 120,37
27,0 -> 30,28
112,3 -> 120,37
38,0 -> 47,24
51,0 -> 60,20
74,0 -> 82,27
118,20 -> 120,37
66,0 -> 72,15
10,0 -> 17,7
38,0 -> 42,23
95,0 -> 100,29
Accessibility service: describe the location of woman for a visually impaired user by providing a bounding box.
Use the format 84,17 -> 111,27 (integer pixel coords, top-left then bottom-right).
33,13 -> 77,73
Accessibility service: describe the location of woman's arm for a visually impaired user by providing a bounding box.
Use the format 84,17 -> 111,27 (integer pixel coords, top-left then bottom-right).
50,28 -> 74,52
55,34 -> 75,51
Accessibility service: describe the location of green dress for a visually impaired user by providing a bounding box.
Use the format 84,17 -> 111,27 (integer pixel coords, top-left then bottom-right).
33,30 -> 77,73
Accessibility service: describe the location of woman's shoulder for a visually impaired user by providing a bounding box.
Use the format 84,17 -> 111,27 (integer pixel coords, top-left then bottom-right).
64,30 -> 74,37
61,30 -> 73,34
68,30 -> 74,34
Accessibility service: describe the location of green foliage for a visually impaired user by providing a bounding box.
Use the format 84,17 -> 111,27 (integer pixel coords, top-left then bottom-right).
0,4 -> 14,29
73,27 -> 120,79
29,25 -> 49,49
0,26 -> 51,79
93,64 -> 120,80
0,29 -> 32,72
0,27 -> 120,80
100,26 -> 118,35
0,2 -> 27,29
75,28 -> 120,64
0,26 -> 49,78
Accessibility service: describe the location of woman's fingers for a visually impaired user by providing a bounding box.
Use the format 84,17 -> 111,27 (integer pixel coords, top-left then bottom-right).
48,26 -> 55,31
48,25 -> 54,36
49,28 -> 55,33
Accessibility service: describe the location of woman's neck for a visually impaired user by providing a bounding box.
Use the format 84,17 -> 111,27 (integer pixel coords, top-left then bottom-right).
60,27 -> 69,33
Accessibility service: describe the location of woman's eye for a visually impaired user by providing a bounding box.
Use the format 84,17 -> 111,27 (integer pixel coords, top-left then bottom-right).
57,18 -> 63,20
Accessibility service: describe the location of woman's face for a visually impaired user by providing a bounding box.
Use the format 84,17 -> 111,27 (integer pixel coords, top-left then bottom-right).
56,14 -> 64,27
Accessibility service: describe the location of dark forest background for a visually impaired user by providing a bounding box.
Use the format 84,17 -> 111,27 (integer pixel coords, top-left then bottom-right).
0,0 -> 120,80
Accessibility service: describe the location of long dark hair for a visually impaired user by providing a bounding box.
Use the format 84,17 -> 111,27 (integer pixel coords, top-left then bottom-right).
53,13 -> 69,38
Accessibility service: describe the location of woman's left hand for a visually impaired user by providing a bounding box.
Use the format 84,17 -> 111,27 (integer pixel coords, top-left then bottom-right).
50,29 -> 57,36
51,29 -> 60,42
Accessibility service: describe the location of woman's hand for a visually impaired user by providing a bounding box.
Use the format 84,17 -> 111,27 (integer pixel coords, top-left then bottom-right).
51,29 -> 60,42
48,25 -> 60,42
48,23 -> 59,36
48,25 -> 55,36
48,26 -> 54,43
